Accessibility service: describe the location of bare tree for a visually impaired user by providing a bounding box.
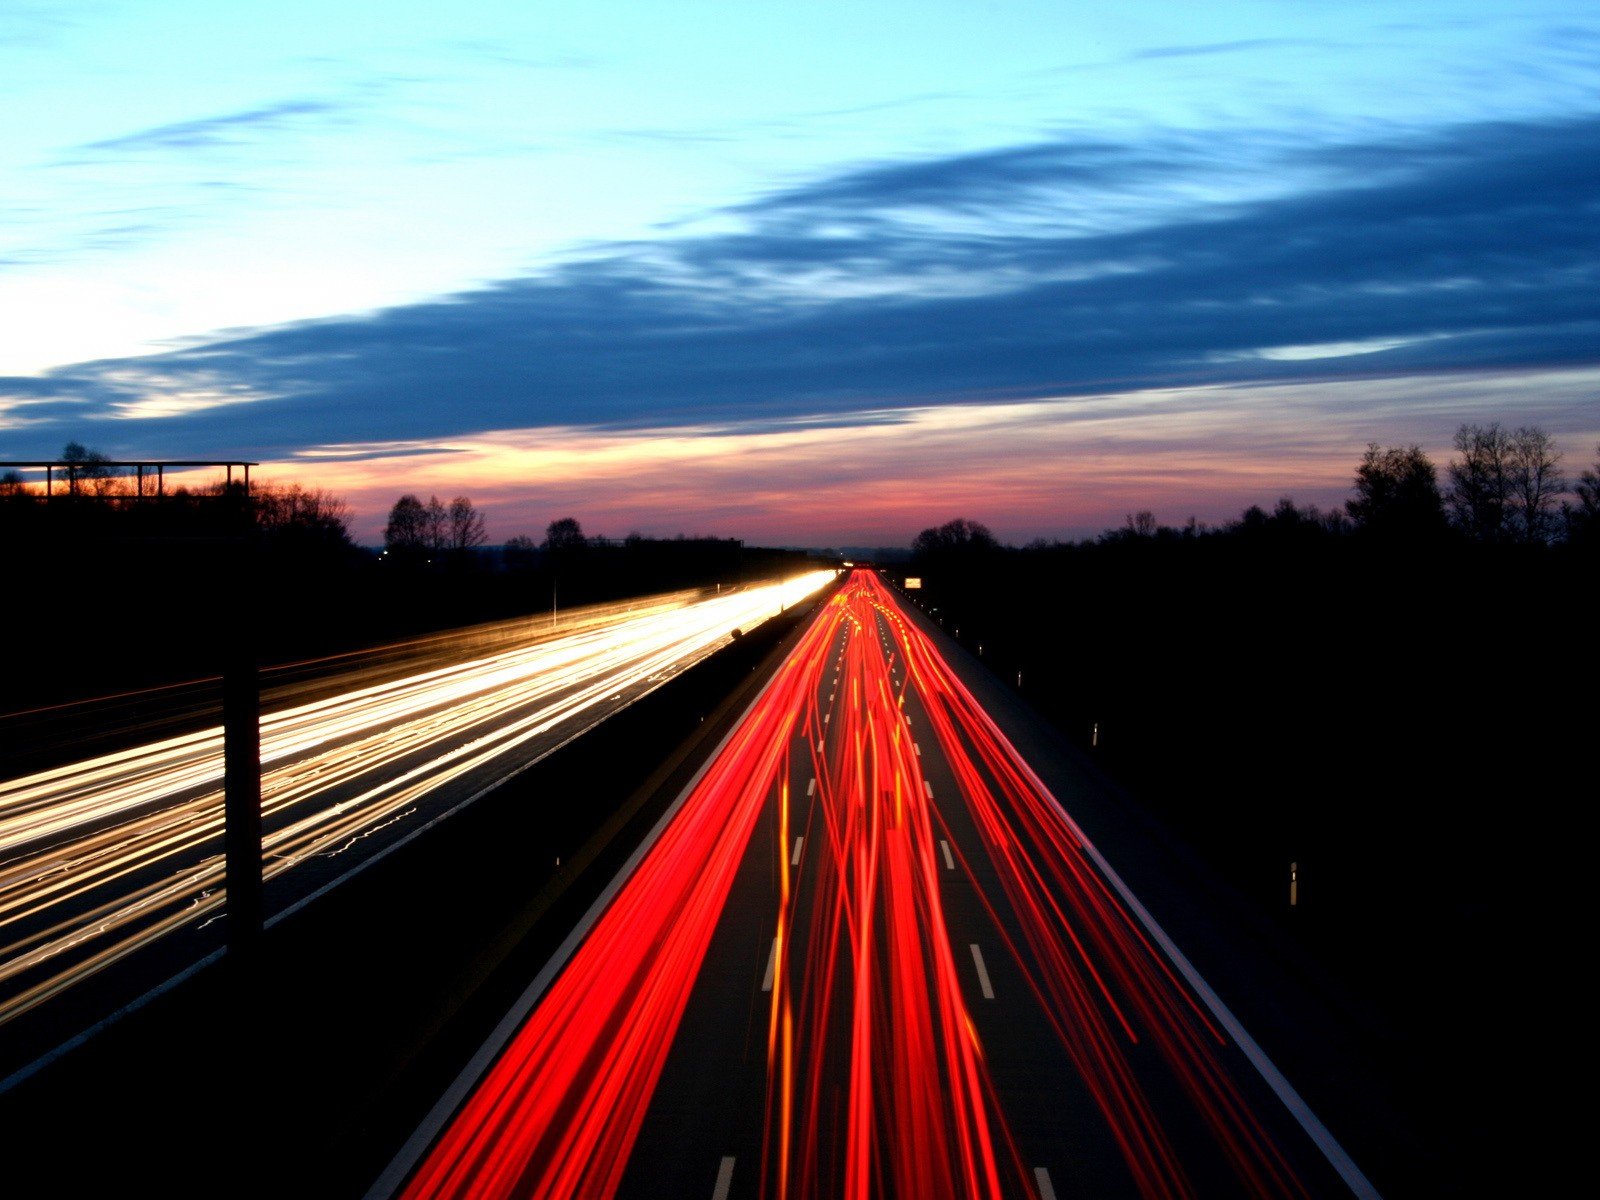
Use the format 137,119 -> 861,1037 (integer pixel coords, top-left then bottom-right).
60,441 -> 122,497
424,495 -> 448,553
1505,426 -> 1565,544
1347,443 -> 1446,539
255,483 -> 354,552
1126,510 -> 1158,537
448,496 -> 488,551
1568,443 -> 1600,544
1448,424 -> 1513,542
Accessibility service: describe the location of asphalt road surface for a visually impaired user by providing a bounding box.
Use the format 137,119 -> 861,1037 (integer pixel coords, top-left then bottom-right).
0,573 -> 834,1053
379,569 -> 1377,1199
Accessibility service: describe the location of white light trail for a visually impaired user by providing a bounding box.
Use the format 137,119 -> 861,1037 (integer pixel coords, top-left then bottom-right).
0,572 -> 834,1026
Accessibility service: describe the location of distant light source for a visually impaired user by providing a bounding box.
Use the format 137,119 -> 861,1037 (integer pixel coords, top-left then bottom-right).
904,577 -> 922,589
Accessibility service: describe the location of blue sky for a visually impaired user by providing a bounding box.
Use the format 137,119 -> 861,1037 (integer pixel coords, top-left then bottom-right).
2,2 -> 1597,542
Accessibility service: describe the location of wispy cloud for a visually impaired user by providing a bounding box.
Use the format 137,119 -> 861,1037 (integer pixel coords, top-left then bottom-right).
71,99 -> 345,156
1128,38 -> 1330,62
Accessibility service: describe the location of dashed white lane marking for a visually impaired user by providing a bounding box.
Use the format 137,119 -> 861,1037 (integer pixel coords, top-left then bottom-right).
817,739 -> 824,753
712,1156 -> 736,1200
1034,1166 -> 1058,1200
791,837 -> 804,866
914,742 -> 921,756
941,840 -> 955,870
762,938 -> 779,992
970,943 -> 995,999
824,713 -> 830,723
807,777 -> 816,797
923,779 -> 933,798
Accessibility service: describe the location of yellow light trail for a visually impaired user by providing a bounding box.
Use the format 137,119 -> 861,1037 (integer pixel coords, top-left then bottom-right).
0,572 -> 835,1027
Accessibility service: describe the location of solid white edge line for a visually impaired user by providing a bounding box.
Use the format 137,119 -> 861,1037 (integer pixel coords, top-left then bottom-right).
363,641 -> 795,1200
994,716 -> 1383,1199
762,937 -> 779,992
1034,1166 -> 1059,1200
712,1156 -> 736,1200
940,840 -> 955,871
969,943 -> 994,999
899,593 -> 1380,1197
791,836 -> 804,867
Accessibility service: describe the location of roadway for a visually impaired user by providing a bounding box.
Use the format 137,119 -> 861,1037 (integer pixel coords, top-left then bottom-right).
0,573 -> 834,1049
379,569 -> 1377,1199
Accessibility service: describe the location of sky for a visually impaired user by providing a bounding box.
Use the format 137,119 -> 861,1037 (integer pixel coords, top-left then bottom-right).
2,1 -> 1597,545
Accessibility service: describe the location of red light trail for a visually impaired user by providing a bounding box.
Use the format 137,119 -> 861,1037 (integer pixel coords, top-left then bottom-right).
395,571 -> 1337,1199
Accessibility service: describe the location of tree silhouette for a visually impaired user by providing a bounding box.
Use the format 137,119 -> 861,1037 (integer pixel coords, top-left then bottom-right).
254,484 -> 354,556
60,441 -> 120,497
911,518 -> 998,559
544,517 -> 586,552
384,494 -> 431,555
1569,444 -> 1600,546
503,534 -> 538,570
1447,424 -> 1512,542
448,496 -> 488,551
1448,423 -> 1566,544
1505,426 -> 1565,544
1346,444 -> 1446,540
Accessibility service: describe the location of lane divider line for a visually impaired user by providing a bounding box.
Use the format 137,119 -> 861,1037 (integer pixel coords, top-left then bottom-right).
969,943 -> 994,999
806,777 -> 816,797
712,1156 -> 736,1200
940,840 -> 955,871
791,837 -> 804,867
762,937 -> 779,992
1034,1166 -> 1059,1200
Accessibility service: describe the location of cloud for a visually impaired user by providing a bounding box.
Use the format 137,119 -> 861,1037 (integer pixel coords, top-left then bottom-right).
8,112 -> 1599,465
1127,38 -> 1328,62
71,99 -> 344,156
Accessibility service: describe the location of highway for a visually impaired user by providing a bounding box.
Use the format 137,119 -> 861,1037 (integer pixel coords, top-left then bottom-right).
379,569 -> 1377,1200
0,572 -> 834,1033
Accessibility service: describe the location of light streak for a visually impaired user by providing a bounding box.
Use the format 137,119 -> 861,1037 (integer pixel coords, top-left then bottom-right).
0,573 -> 833,1028
391,571 -> 1323,1199
399,584 -> 841,1200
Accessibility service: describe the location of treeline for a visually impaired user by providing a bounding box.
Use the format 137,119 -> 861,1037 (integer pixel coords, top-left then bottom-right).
1,448 -> 816,710
900,425 -> 1596,1161
912,424 -> 1598,559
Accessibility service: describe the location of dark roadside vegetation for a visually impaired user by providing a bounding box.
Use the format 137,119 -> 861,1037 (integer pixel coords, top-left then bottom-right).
899,425 -> 1598,1191
0,453 -> 818,716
